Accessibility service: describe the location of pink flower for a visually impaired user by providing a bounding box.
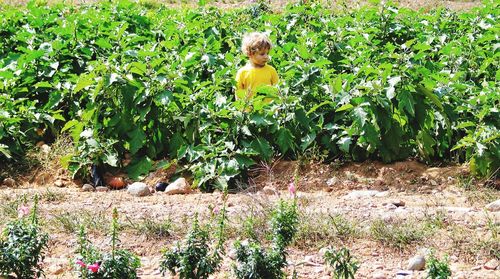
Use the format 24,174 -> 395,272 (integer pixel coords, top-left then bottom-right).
75,259 -> 86,268
212,206 -> 220,215
87,262 -> 100,273
17,205 -> 30,217
288,182 -> 296,197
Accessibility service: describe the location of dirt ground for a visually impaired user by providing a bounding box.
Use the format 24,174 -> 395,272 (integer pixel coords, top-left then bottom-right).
1,159 -> 499,278
0,0 -> 484,11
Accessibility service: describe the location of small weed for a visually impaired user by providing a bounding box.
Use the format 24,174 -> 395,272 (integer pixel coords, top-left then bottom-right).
49,210 -> 108,234
324,247 -> 359,279
423,210 -> 448,230
370,219 -> 432,250
40,187 -> 66,203
129,216 -> 172,239
330,214 -> 359,240
426,252 -> 451,279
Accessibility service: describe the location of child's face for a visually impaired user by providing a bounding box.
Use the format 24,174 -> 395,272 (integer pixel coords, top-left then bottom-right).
249,48 -> 269,67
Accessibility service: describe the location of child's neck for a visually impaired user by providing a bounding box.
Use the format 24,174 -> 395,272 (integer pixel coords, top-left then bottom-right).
249,62 -> 266,68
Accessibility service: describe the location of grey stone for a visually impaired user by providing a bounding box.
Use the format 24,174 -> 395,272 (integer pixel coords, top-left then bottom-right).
345,190 -> 380,199
82,184 -> 95,192
407,255 -> 426,270
127,182 -> 151,196
164,178 -> 190,195
484,259 -> 498,270
486,199 -> 500,212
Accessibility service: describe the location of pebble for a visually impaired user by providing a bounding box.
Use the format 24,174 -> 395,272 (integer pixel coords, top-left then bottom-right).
127,182 -> 151,197
346,190 -> 380,199
407,255 -> 426,270
164,178 -> 190,195
485,199 -> 500,212
81,184 -> 95,192
484,258 -> 498,270
386,204 -> 397,210
54,180 -> 65,187
96,186 -> 109,192
3,177 -> 15,187
392,200 -> 405,207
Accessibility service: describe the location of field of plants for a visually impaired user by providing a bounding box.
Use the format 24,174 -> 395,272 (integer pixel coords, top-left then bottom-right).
0,1 -> 499,278
0,0 -> 498,189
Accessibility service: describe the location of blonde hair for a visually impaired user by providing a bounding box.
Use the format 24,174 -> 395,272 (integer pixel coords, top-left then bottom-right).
241,32 -> 272,56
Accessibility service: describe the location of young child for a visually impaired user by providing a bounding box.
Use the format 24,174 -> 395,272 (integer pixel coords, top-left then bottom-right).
235,32 -> 279,100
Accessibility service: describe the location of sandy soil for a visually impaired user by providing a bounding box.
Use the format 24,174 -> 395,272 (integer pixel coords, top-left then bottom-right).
1,160 -> 499,278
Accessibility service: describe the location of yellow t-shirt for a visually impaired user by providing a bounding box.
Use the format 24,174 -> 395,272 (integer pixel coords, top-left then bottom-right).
235,64 -> 279,98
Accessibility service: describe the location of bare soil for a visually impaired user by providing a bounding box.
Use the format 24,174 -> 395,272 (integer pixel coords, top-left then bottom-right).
1,159 -> 499,278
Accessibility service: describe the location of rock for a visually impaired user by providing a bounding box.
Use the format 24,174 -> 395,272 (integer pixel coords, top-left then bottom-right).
430,179 -> 438,186
375,191 -> 389,197
485,199 -> 500,212
345,190 -> 380,199
155,182 -> 168,192
471,265 -> 482,271
407,255 -> 426,270
96,186 -> 109,192
261,186 -> 277,195
372,272 -> 386,279
127,182 -> 151,197
164,178 -> 190,195
484,259 -> 498,270
326,177 -> 338,186
385,203 -> 397,210
54,180 -> 65,187
228,248 -> 237,260
82,184 -> 95,192
2,178 -> 15,187
396,270 -> 412,276
392,200 -> 405,207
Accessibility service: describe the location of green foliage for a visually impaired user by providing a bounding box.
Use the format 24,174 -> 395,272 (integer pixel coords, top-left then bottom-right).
426,252 -> 451,279
74,208 -> 141,279
233,199 -> 299,279
160,193 -> 227,278
324,247 -> 359,279
1,0 -> 499,186
0,195 -> 49,279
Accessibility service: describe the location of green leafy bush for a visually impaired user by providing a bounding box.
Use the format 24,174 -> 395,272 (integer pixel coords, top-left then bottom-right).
160,193 -> 227,278
74,208 -> 140,279
0,196 -> 49,279
324,247 -> 359,279
233,199 -> 298,278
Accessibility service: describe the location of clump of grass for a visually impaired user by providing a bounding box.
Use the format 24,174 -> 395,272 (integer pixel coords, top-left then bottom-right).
293,212 -> 359,250
370,218 -> 433,250
128,216 -> 173,239
40,187 -> 66,202
48,209 -> 109,234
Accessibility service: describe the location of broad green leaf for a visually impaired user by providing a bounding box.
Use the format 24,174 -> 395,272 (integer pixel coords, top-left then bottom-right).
126,156 -> 152,180
276,128 -> 294,153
